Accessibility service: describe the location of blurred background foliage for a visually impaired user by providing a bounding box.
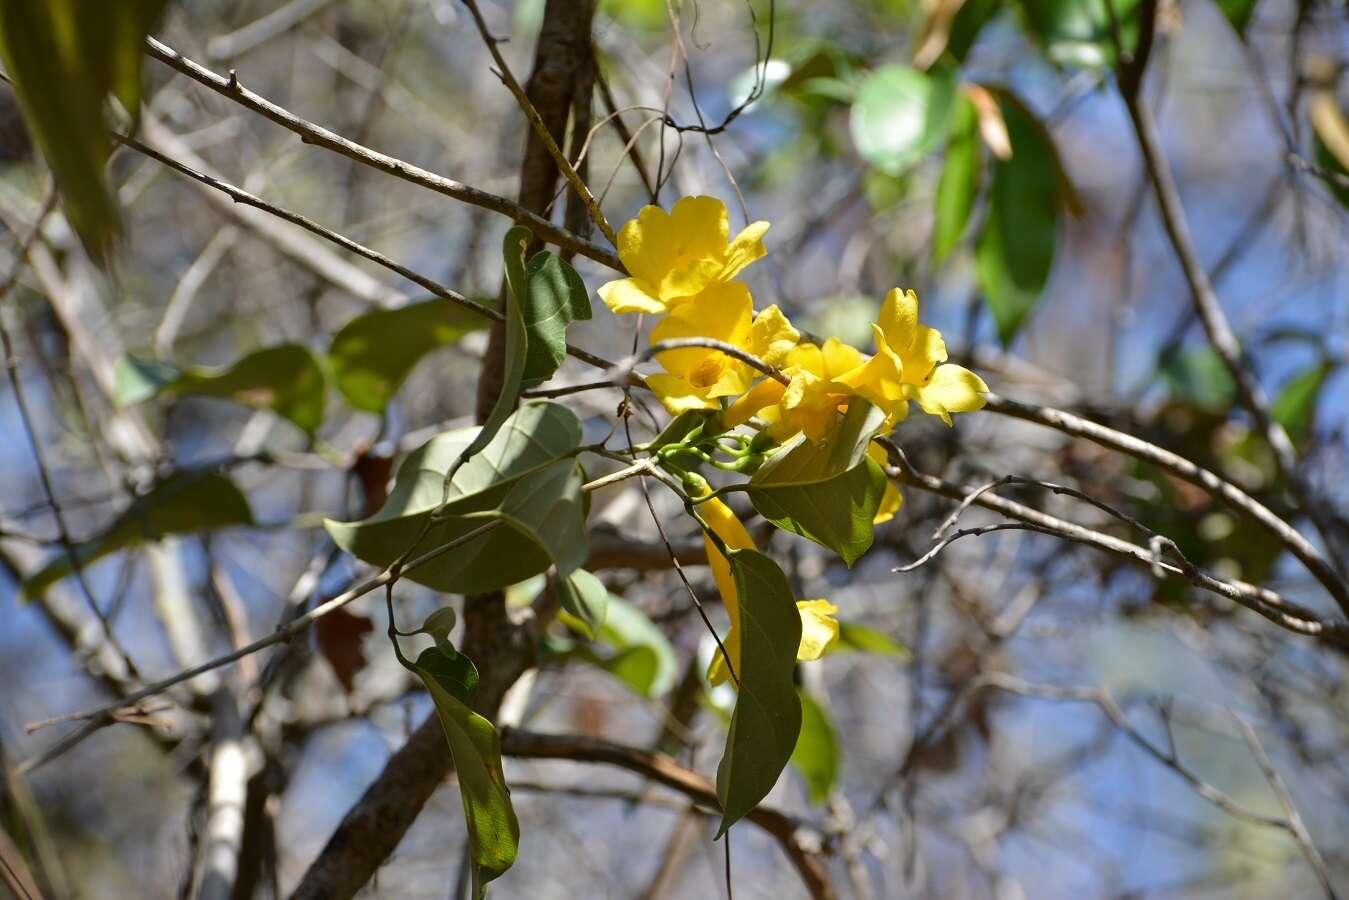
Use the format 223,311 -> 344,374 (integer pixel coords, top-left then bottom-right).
0,0 -> 1347,897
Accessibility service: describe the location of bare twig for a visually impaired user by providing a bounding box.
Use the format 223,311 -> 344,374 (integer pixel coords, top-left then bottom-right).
143,38 -> 624,272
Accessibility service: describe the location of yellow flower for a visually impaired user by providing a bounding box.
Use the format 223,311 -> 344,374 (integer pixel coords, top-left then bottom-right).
646,289 -> 799,415
598,196 -> 770,315
725,337 -> 863,442
698,494 -> 839,686
867,443 -> 903,523
836,288 -> 989,426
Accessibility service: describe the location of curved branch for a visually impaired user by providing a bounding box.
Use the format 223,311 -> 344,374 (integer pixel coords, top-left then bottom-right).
500,728 -> 836,900
143,38 -> 624,273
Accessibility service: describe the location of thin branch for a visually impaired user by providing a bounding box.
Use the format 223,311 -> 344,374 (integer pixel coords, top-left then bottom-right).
880,440 -> 1349,645
982,393 -> 1349,617
459,0 -> 618,247
143,38 -> 624,272
500,728 -> 836,900
1232,712 -> 1340,899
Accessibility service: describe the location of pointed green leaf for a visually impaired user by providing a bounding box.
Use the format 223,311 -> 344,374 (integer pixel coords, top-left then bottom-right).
850,64 -> 957,176
520,252 -> 592,389
325,401 -> 588,594
791,690 -> 840,804
715,549 -> 803,837
1272,362 -> 1333,449
552,568 -> 609,640
975,92 -> 1062,344
329,298 -> 488,413
22,472 -> 253,601
946,0 -> 1002,62
1213,0 -> 1260,36
0,0 -> 169,258
115,345 -> 328,434
835,621 -> 911,657
414,647 -> 518,894
933,95 -> 981,265
747,401 -> 888,565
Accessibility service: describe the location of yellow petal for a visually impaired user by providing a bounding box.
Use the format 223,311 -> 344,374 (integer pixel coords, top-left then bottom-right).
597,277 -> 666,315
796,600 -> 840,661
867,444 -> 903,523
650,282 -> 754,376
646,374 -> 717,414
700,495 -> 757,686
669,195 -> 731,256
724,377 -> 786,428
820,337 -> 864,380
877,288 -> 919,356
748,304 -> 800,367
723,220 -> 771,280
914,363 -> 989,425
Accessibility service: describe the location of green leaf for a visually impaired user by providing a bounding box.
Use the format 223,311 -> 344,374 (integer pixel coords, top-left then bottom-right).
946,0 -> 1003,62
329,298 -> 487,413
413,647 -> 519,895
325,401 -> 588,594
22,472 -> 253,600
748,400 -> 888,565
791,691 -> 840,804
1016,0 -> 1141,69
850,64 -> 957,176
0,0 -> 170,258
1159,346 -> 1236,414
1213,0 -> 1260,36
115,346 -> 328,434
552,568 -> 609,640
1272,362 -> 1333,449
835,621 -> 911,657
933,94 -> 982,265
520,252 -> 592,389
715,549 -> 803,837
464,227 -> 533,465
975,92 -> 1061,344
544,592 -> 676,697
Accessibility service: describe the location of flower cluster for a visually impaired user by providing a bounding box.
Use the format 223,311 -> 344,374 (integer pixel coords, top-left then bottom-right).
596,196 -> 989,681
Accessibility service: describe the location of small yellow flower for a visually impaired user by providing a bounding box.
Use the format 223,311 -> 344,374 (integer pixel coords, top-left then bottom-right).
646,288 -> 799,415
725,337 -> 862,442
836,288 -> 989,426
598,196 -> 770,315
698,494 -> 839,686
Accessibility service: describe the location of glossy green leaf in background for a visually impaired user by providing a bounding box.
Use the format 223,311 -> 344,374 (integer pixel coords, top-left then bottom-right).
1272,362 -> 1333,449
519,252 -> 592,389
975,92 -> 1062,344
748,400 -> 888,565
1016,0 -> 1141,70
22,472 -> 253,600
116,345 -> 328,434
414,647 -> 519,897
715,549 -> 803,837
850,64 -> 957,176
0,0 -> 170,258
933,94 -> 982,265
328,298 -> 487,413
544,593 -> 677,698
552,567 -> 609,640
791,690 -> 841,804
325,401 -> 588,594
835,621 -> 911,657
1213,0 -> 1261,37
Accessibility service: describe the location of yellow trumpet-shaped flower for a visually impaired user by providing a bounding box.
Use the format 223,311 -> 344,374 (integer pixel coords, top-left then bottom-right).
867,443 -> 903,523
835,288 -> 989,426
725,337 -> 863,442
646,288 -> 799,415
698,494 -> 839,686
597,196 -> 770,315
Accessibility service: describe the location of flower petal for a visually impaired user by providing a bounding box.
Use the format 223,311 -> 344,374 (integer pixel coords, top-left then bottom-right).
914,363 -> 989,425
723,220 -> 771,280
796,599 -> 840,661
650,282 -> 754,376
867,444 -> 903,523
724,377 -> 786,428
748,304 -> 800,366
598,277 -> 667,315
646,374 -> 718,414
821,337 -> 864,380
